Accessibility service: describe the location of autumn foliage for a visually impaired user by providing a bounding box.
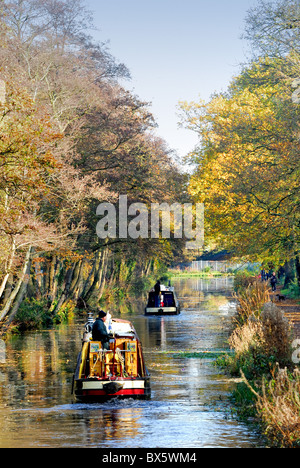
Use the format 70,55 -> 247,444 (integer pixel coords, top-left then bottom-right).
0,0 -> 187,332
180,0 -> 300,281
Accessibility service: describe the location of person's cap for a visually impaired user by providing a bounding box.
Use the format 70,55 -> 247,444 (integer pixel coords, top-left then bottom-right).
97,310 -> 107,318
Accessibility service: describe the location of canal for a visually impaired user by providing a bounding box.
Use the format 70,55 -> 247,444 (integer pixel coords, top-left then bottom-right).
0,277 -> 262,448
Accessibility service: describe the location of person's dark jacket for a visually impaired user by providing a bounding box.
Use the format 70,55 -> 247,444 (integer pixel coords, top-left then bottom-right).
92,318 -> 110,343
270,276 -> 277,285
154,282 -> 161,295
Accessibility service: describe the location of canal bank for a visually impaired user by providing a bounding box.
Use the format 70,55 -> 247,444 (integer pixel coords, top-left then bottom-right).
218,278 -> 300,448
0,277 -> 263,448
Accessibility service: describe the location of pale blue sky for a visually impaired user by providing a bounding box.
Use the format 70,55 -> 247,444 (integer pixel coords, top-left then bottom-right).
85,0 -> 258,158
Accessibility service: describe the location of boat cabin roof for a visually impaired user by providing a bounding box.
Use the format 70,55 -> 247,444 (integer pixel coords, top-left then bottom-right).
110,318 -> 137,339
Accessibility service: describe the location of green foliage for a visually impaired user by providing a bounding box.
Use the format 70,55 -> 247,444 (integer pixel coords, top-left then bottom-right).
203,266 -> 212,273
281,281 -> 300,299
53,301 -> 75,324
173,350 -> 230,359
234,271 -> 256,292
14,298 -> 52,331
169,269 -> 224,278
14,297 -> 75,331
220,347 -> 278,381
230,382 -> 259,420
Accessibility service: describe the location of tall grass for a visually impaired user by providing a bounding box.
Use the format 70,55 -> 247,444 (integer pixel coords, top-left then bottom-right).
242,367 -> 300,448
233,280 -> 270,326
219,279 -> 299,447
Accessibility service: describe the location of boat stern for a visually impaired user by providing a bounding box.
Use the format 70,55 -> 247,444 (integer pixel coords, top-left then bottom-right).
145,306 -> 180,316
73,376 -> 151,401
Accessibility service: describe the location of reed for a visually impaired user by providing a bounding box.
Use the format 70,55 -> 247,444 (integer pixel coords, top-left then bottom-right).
233,280 -> 270,326
260,303 -> 293,365
224,279 -> 298,447
242,367 -> 300,448
229,320 -> 264,357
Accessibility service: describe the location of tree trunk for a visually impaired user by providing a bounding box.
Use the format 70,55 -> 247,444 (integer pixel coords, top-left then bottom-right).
46,255 -> 57,306
3,275 -> 12,303
67,260 -> 84,302
295,256 -> 300,288
0,246 -> 32,324
0,238 -> 16,300
52,263 -> 76,315
49,258 -> 61,311
81,248 -> 111,304
82,252 -> 101,301
97,249 -> 109,301
0,250 -> 32,335
284,259 -> 296,288
0,274 -> 11,301
144,260 -> 152,277
74,259 -> 89,302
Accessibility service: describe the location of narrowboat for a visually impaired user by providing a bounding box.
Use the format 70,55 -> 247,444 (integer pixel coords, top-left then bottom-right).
145,284 -> 180,316
72,313 -> 151,402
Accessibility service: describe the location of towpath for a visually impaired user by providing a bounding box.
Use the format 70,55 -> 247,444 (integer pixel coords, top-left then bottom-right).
270,291 -> 300,338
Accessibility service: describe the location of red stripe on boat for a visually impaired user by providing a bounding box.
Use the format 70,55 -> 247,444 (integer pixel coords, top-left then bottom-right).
83,389 -> 145,396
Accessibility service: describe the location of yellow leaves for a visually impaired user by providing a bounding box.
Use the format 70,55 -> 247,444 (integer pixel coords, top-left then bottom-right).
181,57 -> 300,260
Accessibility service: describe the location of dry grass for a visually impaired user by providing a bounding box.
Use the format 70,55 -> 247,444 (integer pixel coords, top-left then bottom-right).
229,283 -> 299,447
228,301 -> 293,373
234,280 -> 270,326
229,320 -> 264,357
242,367 -> 300,448
260,303 -> 293,364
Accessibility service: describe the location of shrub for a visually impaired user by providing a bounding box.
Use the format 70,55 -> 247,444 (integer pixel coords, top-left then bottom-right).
15,297 -> 76,331
15,298 -> 51,330
281,280 -> 300,299
229,320 -> 263,358
234,280 -> 270,326
234,270 -> 256,292
53,300 -> 76,324
227,319 -> 275,378
227,302 -> 293,377
203,266 -> 212,273
220,279 -> 298,447
260,302 -> 293,366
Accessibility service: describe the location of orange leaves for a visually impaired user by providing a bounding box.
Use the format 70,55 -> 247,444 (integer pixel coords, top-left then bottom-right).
0,82 -> 62,196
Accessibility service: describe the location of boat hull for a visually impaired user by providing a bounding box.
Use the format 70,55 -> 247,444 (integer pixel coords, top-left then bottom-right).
72,318 -> 151,402
145,306 -> 180,316
73,377 -> 151,402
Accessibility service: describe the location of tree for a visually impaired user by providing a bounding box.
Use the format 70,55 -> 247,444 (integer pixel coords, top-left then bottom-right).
0,0 -> 188,332
243,0 -> 300,61
179,0 -> 300,285
0,77 -> 62,323
180,58 -> 300,275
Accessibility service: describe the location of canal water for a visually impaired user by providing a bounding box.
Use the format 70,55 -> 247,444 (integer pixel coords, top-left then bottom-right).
0,277 -> 262,448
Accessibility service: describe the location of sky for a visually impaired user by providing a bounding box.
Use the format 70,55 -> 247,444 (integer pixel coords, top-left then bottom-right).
85,0 -> 258,159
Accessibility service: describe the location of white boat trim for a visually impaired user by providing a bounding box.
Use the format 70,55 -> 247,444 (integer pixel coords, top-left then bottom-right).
145,307 -> 177,313
82,380 -> 145,390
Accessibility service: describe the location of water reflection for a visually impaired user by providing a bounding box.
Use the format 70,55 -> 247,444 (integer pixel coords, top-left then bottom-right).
0,277 -> 262,448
